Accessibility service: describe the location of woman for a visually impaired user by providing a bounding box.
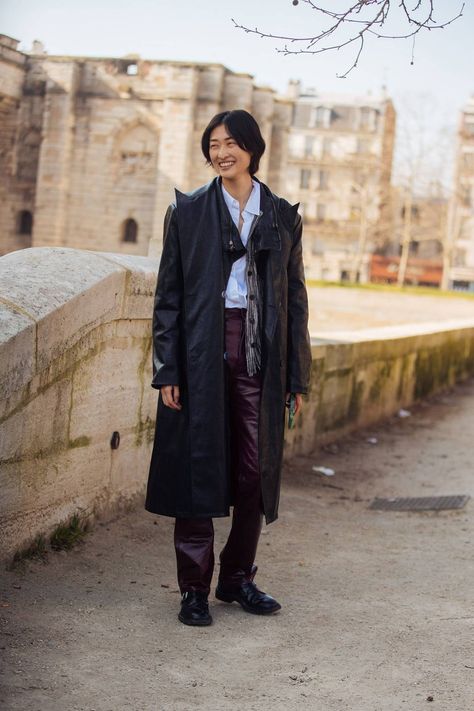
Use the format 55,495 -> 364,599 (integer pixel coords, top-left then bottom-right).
145,109 -> 312,626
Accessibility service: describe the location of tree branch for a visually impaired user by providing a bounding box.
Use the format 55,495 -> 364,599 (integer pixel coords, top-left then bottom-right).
232,0 -> 464,78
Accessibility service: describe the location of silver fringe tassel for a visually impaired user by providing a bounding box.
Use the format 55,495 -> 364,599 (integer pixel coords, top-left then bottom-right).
245,223 -> 262,377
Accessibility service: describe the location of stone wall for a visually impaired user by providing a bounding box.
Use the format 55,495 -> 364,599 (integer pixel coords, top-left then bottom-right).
1,248 -> 474,561
0,40 -> 288,261
284,320 -> 474,458
0,247 -> 159,561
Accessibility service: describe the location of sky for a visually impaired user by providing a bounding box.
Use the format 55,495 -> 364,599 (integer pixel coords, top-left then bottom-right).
1,0 -> 473,190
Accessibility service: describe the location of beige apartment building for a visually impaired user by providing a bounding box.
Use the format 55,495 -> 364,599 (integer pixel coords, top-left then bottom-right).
0,34 -> 290,258
448,97 -> 474,292
284,81 -> 395,281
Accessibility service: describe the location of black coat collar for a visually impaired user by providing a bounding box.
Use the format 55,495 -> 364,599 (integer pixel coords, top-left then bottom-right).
214,177 -> 282,254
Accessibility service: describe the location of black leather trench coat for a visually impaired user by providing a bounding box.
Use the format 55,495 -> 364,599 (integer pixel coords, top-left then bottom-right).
145,177 -> 312,524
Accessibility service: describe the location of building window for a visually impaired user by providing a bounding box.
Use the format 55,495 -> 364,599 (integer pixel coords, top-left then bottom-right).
316,203 -> 326,221
464,118 -> 474,137
322,137 -> 332,155
18,210 -> 33,235
360,107 -> 372,130
118,60 -> 139,75
312,106 -> 328,128
318,170 -> 329,190
401,205 -> 420,222
122,218 -> 138,243
459,184 -> 471,207
462,150 -> 474,169
304,135 -> 314,158
300,169 -> 311,189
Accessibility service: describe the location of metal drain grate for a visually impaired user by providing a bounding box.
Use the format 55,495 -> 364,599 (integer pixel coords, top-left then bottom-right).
370,495 -> 470,512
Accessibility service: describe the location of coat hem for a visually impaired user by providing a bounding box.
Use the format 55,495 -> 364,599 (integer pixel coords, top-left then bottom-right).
144,506 -> 231,519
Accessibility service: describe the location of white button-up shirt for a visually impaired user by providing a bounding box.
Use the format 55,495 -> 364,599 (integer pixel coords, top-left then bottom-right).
221,179 -> 261,309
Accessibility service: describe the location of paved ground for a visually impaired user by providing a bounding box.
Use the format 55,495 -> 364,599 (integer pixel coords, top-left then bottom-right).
1,379 -> 474,711
307,286 -> 474,332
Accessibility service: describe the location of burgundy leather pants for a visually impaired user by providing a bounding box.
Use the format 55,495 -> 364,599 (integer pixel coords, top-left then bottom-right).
174,308 -> 263,595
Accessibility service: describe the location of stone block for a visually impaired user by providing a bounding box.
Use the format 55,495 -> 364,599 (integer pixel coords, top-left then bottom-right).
109,430 -> 151,496
96,252 -> 159,319
0,303 -> 35,401
0,376 -> 71,463
69,337 -> 145,445
0,247 -> 126,373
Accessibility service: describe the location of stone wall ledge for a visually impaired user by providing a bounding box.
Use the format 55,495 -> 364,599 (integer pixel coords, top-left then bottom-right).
1,247 -> 474,561
0,247 -> 159,409
312,318 -> 474,344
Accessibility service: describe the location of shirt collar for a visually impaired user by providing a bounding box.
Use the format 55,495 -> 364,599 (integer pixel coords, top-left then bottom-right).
221,179 -> 261,217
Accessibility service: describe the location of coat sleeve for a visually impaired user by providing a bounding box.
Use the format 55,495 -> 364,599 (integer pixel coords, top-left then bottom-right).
151,204 -> 183,389
287,212 -> 312,394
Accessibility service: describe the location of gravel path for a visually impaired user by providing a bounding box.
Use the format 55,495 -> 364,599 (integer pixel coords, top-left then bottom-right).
1,380 -> 473,711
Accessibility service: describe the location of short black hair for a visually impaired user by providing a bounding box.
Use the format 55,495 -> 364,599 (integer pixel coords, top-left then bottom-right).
201,110 -> 266,176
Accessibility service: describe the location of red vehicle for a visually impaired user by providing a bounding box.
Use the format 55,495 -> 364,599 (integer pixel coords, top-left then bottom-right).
370,255 -> 443,287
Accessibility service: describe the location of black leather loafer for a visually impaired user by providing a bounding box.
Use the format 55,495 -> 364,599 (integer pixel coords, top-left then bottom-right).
215,580 -> 281,615
178,591 -> 212,626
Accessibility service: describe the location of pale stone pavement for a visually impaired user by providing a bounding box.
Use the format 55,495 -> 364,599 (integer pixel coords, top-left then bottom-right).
307,287 -> 474,333
1,379 -> 474,711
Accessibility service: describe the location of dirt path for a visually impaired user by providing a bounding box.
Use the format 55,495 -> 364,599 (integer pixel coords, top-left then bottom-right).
1,380 -> 474,711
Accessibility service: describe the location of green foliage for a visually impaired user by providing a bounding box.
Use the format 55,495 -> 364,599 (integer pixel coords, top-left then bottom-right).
50,512 -> 89,551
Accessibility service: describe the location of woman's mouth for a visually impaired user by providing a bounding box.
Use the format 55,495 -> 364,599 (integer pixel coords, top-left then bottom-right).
219,161 -> 235,169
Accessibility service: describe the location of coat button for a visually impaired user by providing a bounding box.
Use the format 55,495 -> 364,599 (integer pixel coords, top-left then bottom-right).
221,290 -> 226,298
251,342 -> 256,348
249,317 -> 255,324
249,294 -> 255,301
247,270 -> 253,277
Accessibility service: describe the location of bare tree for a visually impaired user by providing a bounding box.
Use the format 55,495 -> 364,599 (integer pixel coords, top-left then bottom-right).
233,1 -> 464,78
394,94 -> 455,286
349,173 -> 380,283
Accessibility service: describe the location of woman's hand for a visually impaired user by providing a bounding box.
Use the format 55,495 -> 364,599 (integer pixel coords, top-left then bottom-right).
161,385 -> 182,411
285,392 -> 303,416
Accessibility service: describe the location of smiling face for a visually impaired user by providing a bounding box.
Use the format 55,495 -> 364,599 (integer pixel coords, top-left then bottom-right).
208,123 -> 252,182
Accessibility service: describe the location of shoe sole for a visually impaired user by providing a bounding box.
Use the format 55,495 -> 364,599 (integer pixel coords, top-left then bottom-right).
215,590 -> 281,615
178,612 -> 213,626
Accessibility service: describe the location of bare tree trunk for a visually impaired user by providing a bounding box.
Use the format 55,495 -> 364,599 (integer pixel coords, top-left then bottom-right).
350,199 -> 369,283
441,196 -> 460,290
397,189 -> 412,286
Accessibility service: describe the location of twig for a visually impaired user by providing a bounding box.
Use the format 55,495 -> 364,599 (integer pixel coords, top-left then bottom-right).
232,1 -> 464,78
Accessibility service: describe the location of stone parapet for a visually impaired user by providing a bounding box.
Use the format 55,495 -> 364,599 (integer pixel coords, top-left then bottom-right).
0,247 -> 159,561
1,248 -> 474,561
284,319 -> 474,458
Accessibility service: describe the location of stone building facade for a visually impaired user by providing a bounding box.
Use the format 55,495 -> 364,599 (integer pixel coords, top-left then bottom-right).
283,81 -> 395,281
449,97 -> 474,291
1,35 -> 396,278
0,34 -> 290,258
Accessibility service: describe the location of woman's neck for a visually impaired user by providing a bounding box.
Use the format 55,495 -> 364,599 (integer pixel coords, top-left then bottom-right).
222,174 -> 254,212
